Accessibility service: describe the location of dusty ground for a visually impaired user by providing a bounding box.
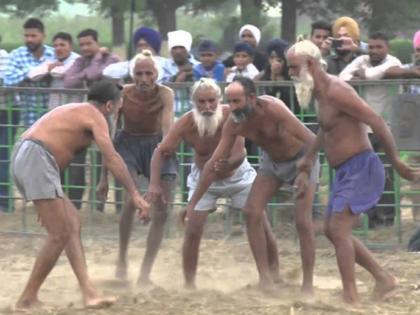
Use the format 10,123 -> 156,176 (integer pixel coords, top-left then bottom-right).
1,205 -> 420,315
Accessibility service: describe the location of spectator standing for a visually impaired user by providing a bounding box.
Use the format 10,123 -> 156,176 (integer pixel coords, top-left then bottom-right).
63,28 -> 120,210
28,32 -> 79,109
223,24 -> 268,71
193,39 -> 225,82
103,26 -> 166,82
225,42 -> 259,82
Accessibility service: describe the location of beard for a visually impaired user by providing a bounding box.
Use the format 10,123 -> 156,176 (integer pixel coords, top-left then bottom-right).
192,105 -> 224,137
292,66 -> 314,110
26,42 -> 42,52
231,102 -> 253,124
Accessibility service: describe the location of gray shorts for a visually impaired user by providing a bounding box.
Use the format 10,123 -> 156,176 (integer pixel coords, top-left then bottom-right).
114,131 -> 177,180
258,148 -> 320,184
11,139 -> 64,201
187,159 -> 256,211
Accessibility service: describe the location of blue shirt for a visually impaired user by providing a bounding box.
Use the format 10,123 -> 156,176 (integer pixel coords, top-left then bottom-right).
4,45 -> 55,127
193,61 -> 225,82
161,55 -> 199,114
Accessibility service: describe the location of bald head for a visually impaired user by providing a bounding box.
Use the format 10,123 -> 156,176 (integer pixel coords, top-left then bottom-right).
225,78 -> 256,124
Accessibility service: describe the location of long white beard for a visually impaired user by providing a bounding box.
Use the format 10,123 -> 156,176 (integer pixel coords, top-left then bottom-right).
292,67 -> 314,110
192,106 -> 224,137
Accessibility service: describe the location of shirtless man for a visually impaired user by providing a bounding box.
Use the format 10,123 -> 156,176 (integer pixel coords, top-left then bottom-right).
185,76 -> 319,295
287,40 -> 420,303
10,80 -> 149,309
97,50 -> 177,284
145,78 -> 256,288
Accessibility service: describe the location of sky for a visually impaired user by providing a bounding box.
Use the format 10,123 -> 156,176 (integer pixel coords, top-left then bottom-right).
57,0 -> 92,17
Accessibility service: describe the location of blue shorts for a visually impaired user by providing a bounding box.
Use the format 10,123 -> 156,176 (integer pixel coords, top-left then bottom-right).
326,150 -> 385,217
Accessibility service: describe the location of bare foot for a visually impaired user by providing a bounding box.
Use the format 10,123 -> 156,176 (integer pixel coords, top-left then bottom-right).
85,296 -> 117,309
342,291 -> 360,305
137,277 -> 157,289
15,298 -> 44,310
184,282 -> 196,290
373,275 -> 398,301
115,261 -> 127,280
301,284 -> 315,300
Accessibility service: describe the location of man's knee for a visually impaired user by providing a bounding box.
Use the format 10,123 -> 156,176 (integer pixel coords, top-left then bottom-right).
152,208 -> 168,223
243,205 -> 264,223
295,215 -> 312,234
185,219 -> 205,240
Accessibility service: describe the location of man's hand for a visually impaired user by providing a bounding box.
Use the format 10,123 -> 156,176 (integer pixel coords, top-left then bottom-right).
294,171 -> 310,198
145,183 -> 166,204
132,193 -> 150,222
96,179 -> 109,203
180,204 -> 194,225
214,159 -> 232,174
338,36 -> 358,53
48,61 -> 63,72
394,159 -> 420,181
99,46 -> 110,55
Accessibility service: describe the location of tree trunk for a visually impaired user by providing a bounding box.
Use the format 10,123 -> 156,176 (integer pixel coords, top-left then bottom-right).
368,0 -> 385,33
281,0 -> 297,43
149,0 -> 186,39
240,0 -> 262,27
110,4 -> 125,46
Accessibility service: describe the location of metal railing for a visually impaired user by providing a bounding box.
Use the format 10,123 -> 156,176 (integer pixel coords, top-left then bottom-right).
0,80 -> 419,246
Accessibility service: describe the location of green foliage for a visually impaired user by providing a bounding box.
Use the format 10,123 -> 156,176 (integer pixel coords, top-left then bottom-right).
0,0 -> 59,17
390,39 -> 414,65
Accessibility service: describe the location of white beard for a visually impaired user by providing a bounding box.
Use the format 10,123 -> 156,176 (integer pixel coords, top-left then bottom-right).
292,67 -> 314,110
192,106 -> 224,137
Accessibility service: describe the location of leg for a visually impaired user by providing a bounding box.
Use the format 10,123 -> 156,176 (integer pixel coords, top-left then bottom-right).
138,178 -> 175,284
262,214 -> 281,283
62,197 -> 116,308
294,182 -> 316,296
16,198 -> 70,309
116,170 -> 139,279
182,210 -> 209,289
242,174 -> 280,291
326,208 -> 359,304
65,150 -> 87,210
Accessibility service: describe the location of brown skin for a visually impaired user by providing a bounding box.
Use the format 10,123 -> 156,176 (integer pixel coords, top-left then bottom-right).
287,49 -> 420,304
385,46 -> 420,78
97,59 -> 175,284
16,101 -> 149,309
78,35 -> 100,58
185,84 -> 317,295
24,28 -> 45,59
146,91 -> 246,288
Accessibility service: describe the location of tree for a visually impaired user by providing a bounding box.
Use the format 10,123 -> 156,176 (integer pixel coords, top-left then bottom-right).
0,0 -> 59,17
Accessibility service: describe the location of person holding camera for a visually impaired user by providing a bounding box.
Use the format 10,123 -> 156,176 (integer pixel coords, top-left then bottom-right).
324,16 -> 366,75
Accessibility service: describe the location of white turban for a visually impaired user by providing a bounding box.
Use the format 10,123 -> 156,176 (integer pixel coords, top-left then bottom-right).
239,24 -> 261,45
167,30 -> 192,51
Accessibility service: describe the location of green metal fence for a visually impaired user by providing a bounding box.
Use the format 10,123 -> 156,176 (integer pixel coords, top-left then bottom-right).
0,80 -> 419,246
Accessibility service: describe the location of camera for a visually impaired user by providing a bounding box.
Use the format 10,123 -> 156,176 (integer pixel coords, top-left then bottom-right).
331,39 -> 343,49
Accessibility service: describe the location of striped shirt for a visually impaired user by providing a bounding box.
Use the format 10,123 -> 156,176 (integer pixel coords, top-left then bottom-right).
4,45 -> 55,127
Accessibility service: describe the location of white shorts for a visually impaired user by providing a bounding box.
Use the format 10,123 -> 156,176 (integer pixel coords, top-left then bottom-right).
187,159 -> 256,211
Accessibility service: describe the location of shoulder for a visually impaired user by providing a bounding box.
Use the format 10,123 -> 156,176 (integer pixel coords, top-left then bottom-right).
386,54 -> 402,65
158,83 -> 174,97
122,83 -> 135,93
328,75 -> 359,103
9,46 -> 27,58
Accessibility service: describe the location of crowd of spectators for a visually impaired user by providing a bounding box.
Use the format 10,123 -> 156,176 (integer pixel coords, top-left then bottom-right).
0,16 -> 419,229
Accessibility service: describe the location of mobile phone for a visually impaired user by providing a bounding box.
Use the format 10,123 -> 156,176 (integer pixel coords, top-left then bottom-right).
331,39 -> 343,49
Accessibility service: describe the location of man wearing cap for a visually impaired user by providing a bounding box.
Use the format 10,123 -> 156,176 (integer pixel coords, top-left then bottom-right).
193,39 -> 225,82
223,24 -> 268,72
325,17 -> 365,75
103,26 -> 166,82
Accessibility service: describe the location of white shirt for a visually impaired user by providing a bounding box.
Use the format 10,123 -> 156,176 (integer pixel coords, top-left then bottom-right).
339,54 -> 402,121
28,51 -> 80,108
225,63 -> 259,82
103,55 -> 167,82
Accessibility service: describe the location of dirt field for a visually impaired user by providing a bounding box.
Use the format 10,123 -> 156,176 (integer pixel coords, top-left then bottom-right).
1,207 -> 420,315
